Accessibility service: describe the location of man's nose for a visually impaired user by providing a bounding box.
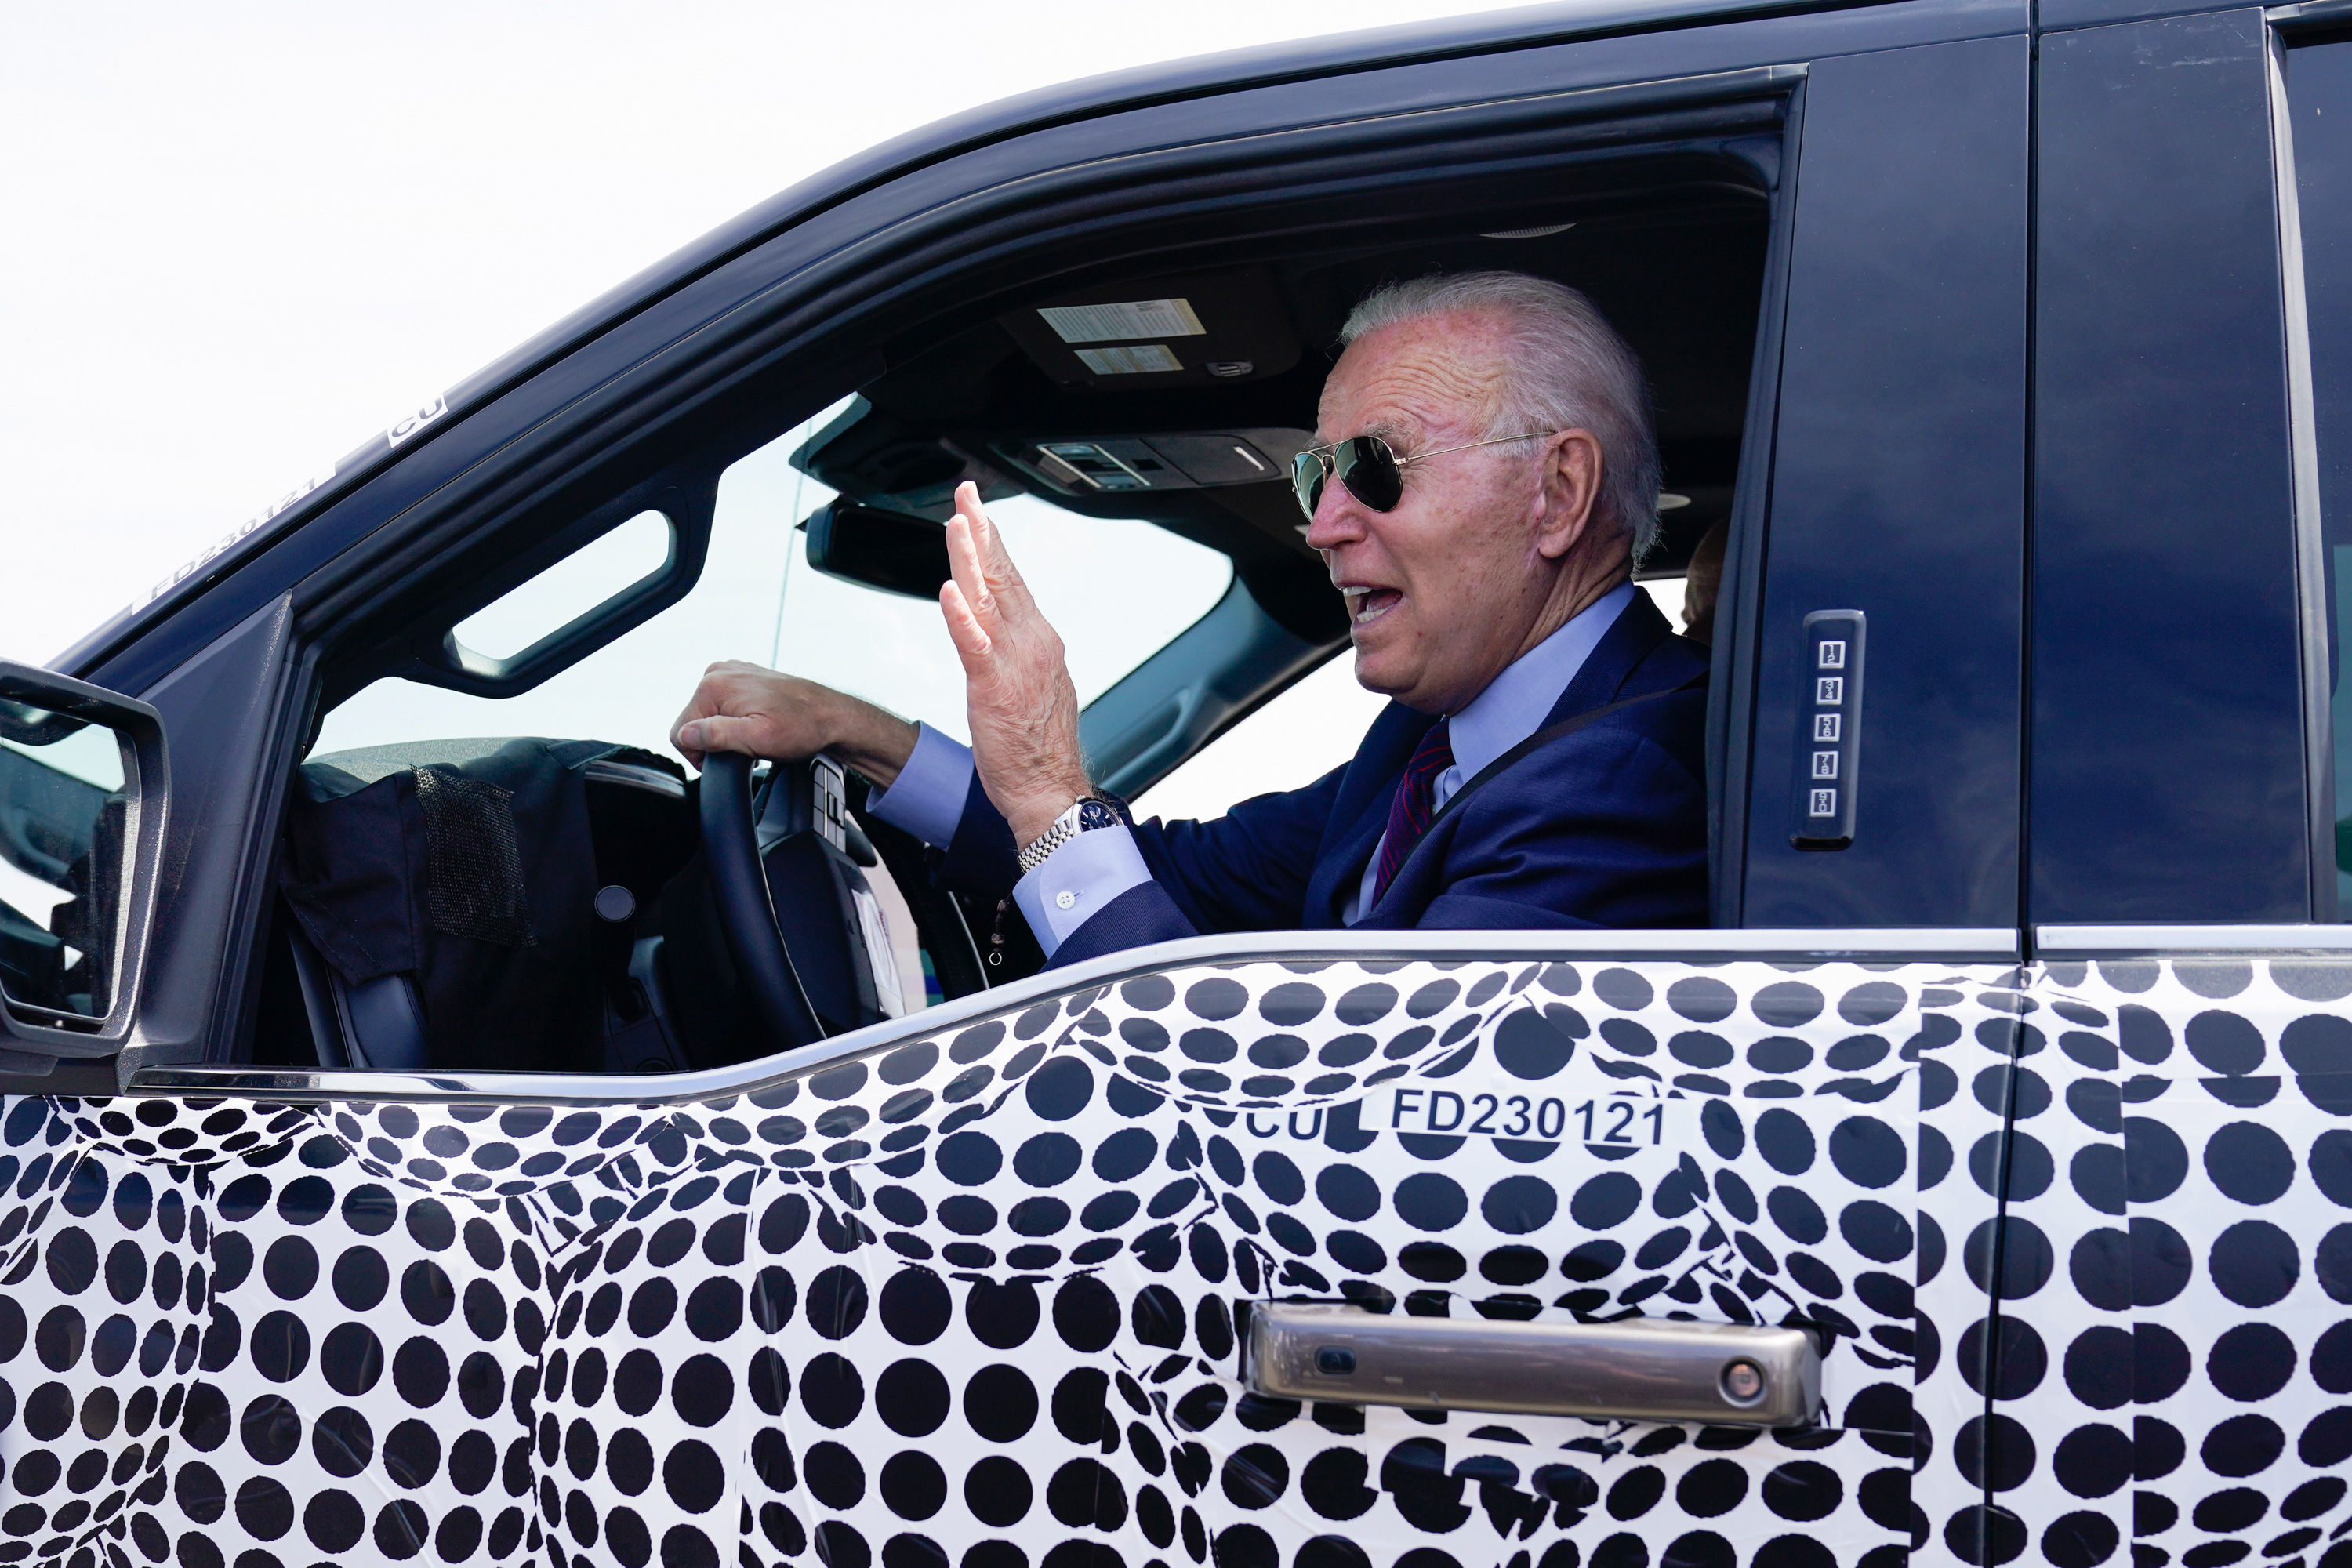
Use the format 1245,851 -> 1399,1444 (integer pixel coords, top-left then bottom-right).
1302,485 -> 1368,554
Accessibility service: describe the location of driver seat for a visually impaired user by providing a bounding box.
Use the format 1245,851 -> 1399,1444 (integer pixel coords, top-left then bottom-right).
276,737 -> 615,1073
282,924 -> 428,1069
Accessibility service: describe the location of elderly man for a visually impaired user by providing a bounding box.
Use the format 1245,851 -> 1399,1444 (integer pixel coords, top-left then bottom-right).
673,270 -> 1709,967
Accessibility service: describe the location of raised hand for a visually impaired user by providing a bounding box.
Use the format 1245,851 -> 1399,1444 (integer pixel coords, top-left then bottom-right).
938,481 -> 1091,846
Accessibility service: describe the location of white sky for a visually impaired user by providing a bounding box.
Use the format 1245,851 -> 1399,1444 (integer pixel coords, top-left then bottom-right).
0,0 -> 1527,670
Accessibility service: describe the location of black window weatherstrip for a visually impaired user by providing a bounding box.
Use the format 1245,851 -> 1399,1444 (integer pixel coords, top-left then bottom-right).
131,927 -> 2019,1107
2268,0 -> 2352,29
74,56 -> 1806,696
107,59 -> 1814,717
1712,71 -> 1806,930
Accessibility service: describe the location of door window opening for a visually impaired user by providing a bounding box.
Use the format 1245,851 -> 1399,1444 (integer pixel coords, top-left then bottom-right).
260,150 -> 1777,1078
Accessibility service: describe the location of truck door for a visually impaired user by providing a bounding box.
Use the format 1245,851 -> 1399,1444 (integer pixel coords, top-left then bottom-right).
0,11 -> 2031,1568
2013,8 -> 2352,1566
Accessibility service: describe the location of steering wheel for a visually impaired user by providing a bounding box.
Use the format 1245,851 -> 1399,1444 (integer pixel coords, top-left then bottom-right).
698,751 -> 827,1050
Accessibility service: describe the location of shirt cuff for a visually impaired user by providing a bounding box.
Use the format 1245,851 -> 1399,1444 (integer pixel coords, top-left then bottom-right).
862,723 -> 973,848
1013,826 -> 1154,958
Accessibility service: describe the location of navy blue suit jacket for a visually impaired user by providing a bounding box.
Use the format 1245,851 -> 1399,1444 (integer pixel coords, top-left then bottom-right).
938,592 -> 1711,967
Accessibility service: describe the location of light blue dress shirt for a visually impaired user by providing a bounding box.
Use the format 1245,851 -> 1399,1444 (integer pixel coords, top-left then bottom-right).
865,581 -> 1639,956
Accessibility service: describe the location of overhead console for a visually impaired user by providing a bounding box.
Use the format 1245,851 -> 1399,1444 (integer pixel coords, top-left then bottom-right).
997,266 -> 1302,391
789,400 -> 1313,516
796,265 -> 1319,522
999,429 -> 1312,498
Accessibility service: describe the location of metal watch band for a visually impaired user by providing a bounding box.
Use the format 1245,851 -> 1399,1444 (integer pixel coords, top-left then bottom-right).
1016,812 -> 1081,875
1016,793 -> 1123,875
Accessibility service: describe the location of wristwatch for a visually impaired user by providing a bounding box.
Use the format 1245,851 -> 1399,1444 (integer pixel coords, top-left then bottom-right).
1017,791 -> 1129,874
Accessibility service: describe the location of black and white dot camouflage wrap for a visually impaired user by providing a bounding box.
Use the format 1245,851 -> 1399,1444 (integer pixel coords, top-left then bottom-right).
1978,956 -> 2352,1568
0,953 -> 2037,1568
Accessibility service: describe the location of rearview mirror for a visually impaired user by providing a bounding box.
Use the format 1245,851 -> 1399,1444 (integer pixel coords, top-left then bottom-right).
804,500 -> 952,600
0,660 -> 169,1073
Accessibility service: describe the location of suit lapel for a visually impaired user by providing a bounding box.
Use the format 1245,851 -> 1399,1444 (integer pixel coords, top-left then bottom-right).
1305,699 -> 1436,927
1306,592 -> 1689,927
1363,590 -> 1682,923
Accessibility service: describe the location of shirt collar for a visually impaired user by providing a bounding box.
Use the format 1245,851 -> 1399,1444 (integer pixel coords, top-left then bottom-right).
1446,581 -> 1639,782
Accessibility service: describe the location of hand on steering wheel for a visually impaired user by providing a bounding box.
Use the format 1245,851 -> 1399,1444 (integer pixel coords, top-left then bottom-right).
672,663 -> 920,788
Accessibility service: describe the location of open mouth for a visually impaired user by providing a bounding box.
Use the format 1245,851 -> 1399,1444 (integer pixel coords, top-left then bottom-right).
1342,586 -> 1402,626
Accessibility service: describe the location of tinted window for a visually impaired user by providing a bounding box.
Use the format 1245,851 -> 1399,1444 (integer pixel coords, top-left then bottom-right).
2031,16 -> 2306,924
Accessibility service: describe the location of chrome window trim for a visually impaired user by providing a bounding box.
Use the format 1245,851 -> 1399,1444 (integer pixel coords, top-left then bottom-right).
2038,922 -> 2352,956
2267,22 -> 2339,920
129,925 -> 2017,1105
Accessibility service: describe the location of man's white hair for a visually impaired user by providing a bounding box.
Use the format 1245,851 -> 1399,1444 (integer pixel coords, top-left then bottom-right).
1339,270 -> 1661,558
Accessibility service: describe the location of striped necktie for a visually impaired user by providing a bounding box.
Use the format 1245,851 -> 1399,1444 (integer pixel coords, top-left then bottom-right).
1372,718 -> 1454,905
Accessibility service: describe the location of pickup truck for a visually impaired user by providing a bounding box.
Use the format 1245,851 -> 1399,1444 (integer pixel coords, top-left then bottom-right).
4,1 -> 2348,1565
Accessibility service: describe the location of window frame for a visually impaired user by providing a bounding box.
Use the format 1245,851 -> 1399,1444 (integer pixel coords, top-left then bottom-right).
234,70 -> 1797,1081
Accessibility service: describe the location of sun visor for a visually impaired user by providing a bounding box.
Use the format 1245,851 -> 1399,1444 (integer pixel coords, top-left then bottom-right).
1000,267 -> 1302,390
792,399 -> 1022,519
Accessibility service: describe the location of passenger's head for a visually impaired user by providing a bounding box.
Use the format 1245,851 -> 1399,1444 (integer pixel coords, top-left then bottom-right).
1306,270 -> 1658,714
1681,518 -> 1729,645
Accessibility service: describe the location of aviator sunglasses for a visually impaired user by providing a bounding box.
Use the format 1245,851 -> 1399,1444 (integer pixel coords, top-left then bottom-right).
1290,430 -> 1563,521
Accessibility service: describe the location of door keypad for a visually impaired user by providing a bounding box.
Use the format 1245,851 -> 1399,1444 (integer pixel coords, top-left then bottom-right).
1791,609 -> 1864,848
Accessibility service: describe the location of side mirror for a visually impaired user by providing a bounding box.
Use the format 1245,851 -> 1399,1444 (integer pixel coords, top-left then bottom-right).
804,500 -> 953,600
0,660 -> 168,1073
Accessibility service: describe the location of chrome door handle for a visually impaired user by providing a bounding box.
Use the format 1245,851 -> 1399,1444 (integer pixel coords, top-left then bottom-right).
1245,1303 -> 1822,1428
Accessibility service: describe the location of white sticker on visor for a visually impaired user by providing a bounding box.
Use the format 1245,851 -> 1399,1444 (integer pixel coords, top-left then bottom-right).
1075,343 -> 1183,375
1039,297 -> 1205,343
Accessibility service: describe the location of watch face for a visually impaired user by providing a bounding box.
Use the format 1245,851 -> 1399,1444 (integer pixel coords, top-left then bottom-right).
1076,798 -> 1122,830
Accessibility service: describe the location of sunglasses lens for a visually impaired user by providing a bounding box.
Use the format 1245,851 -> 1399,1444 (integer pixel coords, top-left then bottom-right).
1335,436 -> 1403,511
1291,451 -> 1327,521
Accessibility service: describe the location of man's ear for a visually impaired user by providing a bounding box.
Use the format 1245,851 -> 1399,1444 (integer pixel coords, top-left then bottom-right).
1534,430 -> 1604,561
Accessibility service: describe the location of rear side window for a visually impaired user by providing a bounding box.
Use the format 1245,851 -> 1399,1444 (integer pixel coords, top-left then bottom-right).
2292,38 -> 2352,913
